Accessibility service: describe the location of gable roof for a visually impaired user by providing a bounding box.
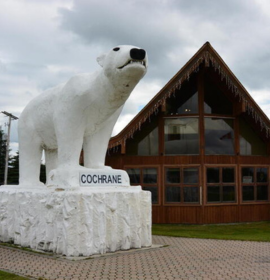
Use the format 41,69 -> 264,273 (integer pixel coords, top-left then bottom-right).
109,42 -> 270,150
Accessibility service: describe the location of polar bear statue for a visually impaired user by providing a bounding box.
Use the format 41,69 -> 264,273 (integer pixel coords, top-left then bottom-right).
18,45 -> 148,187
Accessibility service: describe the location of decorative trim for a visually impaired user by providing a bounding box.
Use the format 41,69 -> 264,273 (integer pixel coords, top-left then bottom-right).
109,49 -> 270,150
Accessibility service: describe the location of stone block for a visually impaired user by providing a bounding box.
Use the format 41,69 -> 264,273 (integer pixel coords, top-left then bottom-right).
0,185 -> 152,256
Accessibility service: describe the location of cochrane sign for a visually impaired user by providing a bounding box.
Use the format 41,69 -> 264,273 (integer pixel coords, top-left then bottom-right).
80,171 -> 125,186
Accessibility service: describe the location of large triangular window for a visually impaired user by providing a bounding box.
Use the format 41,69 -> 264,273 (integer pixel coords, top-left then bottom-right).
126,118 -> 159,156
166,75 -> 198,115
239,117 -> 267,155
204,74 -> 233,115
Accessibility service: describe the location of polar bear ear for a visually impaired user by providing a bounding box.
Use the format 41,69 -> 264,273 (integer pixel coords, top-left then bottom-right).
96,53 -> 107,67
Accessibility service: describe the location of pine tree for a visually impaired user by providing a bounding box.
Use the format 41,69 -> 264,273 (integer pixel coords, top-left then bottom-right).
8,151 -> 19,184
0,129 -> 7,185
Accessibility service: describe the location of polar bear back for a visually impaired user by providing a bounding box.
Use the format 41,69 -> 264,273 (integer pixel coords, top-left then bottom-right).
19,72 -> 103,148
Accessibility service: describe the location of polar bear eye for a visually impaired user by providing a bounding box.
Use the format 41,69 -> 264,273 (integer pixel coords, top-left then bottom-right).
113,47 -> 120,51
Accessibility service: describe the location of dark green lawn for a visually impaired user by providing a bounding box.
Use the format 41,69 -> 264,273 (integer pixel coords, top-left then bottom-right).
0,270 -> 30,280
152,221 -> 270,242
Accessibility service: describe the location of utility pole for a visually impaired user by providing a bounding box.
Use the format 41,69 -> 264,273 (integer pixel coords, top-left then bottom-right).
1,111 -> 18,185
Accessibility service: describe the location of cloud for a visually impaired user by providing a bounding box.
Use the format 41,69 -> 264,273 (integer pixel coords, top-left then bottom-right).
248,88 -> 270,118
58,0 -> 190,82
58,0 -> 270,92
1,0 -> 270,156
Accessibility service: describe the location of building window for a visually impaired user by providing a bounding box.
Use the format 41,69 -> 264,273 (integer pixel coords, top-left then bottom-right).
206,167 -> 236,203
165,167 -> 200,204
126,119 -> 159,156
126,167 -> 158,204
126,168 -> 140,184
241,167 -> 269,202
239,118 -> 267,155
166,74 -> 198,115
164,118 -> 199,155
204,74 -> 233,115
204,118 -> 234,155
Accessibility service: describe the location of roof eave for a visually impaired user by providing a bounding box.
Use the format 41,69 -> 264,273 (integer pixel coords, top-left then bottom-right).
109,42 -> 270,149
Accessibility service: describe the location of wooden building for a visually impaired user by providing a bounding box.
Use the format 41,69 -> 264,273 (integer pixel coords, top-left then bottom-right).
105,42 -> 270,224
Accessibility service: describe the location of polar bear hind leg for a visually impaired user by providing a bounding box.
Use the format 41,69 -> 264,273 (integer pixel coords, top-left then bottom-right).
19,128 -> 44,186
44,149 -> 58,184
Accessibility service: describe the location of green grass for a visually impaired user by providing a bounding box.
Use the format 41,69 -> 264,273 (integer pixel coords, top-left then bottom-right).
0,270 -> 30,280
152,221 -> 270,242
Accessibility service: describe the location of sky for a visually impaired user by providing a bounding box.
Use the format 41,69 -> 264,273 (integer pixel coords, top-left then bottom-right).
1,0 -> 270,155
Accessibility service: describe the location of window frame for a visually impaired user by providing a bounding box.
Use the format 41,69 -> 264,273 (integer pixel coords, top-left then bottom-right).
240,165 -> 269,203
205,165 -> 237,205
238,117 -> 268,156
165,74 -> 199,116
204,116 -> 235,155
164,165 -> 201,206
163,116 -> 200,156
125,118 -> 159,156
125,165 -> 160,205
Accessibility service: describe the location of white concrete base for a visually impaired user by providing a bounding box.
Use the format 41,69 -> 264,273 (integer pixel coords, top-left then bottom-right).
0,185 -> 152,257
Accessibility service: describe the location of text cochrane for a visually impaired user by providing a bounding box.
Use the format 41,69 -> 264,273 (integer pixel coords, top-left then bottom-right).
81,174 -> 122,185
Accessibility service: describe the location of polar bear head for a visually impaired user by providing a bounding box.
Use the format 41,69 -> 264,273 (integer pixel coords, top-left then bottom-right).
97,45 -> 148,89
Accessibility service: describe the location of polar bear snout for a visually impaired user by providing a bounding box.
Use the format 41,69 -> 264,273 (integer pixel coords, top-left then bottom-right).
130,48 -> 146,60
117,47 -> 147,70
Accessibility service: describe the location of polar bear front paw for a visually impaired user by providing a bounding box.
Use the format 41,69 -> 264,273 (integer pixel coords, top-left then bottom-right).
47,167 -> 80,189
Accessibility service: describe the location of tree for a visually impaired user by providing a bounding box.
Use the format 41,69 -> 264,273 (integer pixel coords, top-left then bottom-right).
0,129 -> 8,185
8,151 -> 19,184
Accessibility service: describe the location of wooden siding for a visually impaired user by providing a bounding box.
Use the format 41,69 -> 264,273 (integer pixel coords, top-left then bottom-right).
152,205 -> 270,224
105,153 -> 270,224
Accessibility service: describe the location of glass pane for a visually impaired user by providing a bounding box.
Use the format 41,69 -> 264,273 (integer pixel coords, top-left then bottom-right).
165,186 -> 181,202
242,185 -> 254,201
183,187 -> 199,203
222,168 -> 235,183
239,118 -> 267,155
143,168 -> 157,184
177,92 -> 198,114
166,168 -> 180,183
183,168 -> 198,184
164,118 -> 199,155
207,186 -> 220,202
126,119 -> 159,156
205,118 -> 234,155
126,168 -> 140,184
257,168 -> 268,183
143,186 -> 158,204
242,167 -> 254,183
207,168 -> 219,183
166,74 -> 198,115
204,75 -> 233,115
257,185 -> 268,201
223,186 -> 235,202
